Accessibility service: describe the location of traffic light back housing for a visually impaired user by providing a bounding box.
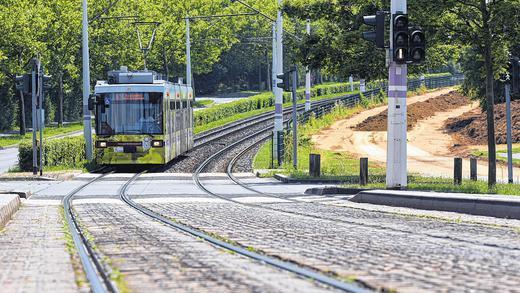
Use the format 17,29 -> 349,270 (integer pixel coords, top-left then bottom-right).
276,72 -> 291,92
362,11 -> 386,49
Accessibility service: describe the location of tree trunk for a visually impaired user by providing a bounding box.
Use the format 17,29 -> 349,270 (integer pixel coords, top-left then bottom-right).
19,90 -> 26,135
58,72 -> 64,127
481,0 -> 496,186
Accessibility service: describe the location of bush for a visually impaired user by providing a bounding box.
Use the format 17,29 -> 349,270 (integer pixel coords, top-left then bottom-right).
194,83 -> 351,128
18,136 -> 85,171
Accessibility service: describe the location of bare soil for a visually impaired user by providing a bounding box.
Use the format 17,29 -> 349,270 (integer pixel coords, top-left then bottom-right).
445,100 -> 520,145
355,91 -> 471,131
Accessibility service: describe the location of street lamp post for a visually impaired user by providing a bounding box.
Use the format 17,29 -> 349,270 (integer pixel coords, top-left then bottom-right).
82,0 -> 93,161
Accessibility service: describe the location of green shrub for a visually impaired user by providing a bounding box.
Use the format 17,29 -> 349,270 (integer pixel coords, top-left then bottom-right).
18,136 -> 85,171
194,83 -> 351,128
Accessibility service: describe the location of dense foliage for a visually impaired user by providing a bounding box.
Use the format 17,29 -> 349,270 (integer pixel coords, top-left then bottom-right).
18,136 -> 86,171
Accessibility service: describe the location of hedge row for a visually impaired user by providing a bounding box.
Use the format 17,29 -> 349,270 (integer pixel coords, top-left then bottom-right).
194,82 -> 352,127
18,136 -> 85,171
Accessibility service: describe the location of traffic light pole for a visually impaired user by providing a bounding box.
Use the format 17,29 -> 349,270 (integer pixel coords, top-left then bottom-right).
31,62 -> 38,175
273,0 -> 284,166
38,61 -> 44,176
387,0 -> 408,188
305,19 -> 311,112
82,0 -> 93,162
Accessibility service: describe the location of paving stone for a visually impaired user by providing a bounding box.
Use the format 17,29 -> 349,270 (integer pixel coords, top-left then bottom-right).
0,201 -> 80,293
140,197 -> 520,292
74,201 -> 339,293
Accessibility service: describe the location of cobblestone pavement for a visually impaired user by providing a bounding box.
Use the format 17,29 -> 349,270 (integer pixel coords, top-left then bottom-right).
131,176 -> 520,292
0,200 -> 80,293
74,199 -> 339,293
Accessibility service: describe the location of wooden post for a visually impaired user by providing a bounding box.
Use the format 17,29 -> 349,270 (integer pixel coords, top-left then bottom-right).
360,157 -> 368,186
454,157 -> 462,185
309,154 -> 321,177
470,158 -> 477,181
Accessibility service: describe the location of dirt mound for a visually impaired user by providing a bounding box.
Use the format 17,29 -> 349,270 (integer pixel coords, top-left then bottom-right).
445,100 -> 520,145
355,91 -> 471,131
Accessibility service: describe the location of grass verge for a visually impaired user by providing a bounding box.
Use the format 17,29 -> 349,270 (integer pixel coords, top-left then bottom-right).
0,122 -> 83,148
472,148 -> 520,167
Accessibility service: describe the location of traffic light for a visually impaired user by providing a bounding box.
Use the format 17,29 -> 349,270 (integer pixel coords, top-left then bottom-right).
362,11 -> 386,49
276,72 -> 291,92
15,74 -> 31,94
510,57 -> 520,94
392,13 -> 409,64
41,75 -> 52,91
409,29 -> 426,63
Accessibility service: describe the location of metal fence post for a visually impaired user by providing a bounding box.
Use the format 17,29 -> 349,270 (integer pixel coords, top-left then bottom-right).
454,157 -> 462,185
470,158 -> 477,181
360,158 -> 368,186
309,154 -> 321,177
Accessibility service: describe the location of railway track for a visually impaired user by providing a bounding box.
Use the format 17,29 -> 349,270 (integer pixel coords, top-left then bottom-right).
63,172 -> 119,293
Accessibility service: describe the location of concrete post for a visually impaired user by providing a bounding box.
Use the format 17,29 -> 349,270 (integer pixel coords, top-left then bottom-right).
273,0 -> 284,165
360,79 -> 366,93
386,0 -> 408,188
82,0 -> 93,161
349,75 -> 354,92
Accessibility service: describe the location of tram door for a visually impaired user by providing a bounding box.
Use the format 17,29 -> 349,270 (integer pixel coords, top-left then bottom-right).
173,85 -> 181,156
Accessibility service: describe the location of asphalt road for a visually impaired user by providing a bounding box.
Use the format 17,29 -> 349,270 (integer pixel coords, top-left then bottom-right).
0,147 -> 18,173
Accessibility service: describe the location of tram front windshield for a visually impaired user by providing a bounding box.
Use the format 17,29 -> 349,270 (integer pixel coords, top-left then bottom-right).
96,92 -> 163,135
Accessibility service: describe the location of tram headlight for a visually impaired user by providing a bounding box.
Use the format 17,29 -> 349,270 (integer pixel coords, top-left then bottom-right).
152,140 -> 164,148
96,141 -> 107,148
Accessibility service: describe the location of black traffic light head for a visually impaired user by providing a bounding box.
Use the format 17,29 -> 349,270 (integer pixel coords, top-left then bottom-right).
510,56 -> 520,94
42,75 -> 52,91
276,72 -> 291,92
409,29 -> 426,64
362,11 -> 386,49
392,13 -> 409,64
15,74 -> 31,94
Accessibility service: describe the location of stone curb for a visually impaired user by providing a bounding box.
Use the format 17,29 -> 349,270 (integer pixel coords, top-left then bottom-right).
0,176 -> 56,182
350,190 -> 520,220
304,187 -> 372,195
0,194 -> 21,229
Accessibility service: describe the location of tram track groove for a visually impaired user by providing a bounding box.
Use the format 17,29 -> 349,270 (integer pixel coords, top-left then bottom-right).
63,172 -> 119,293
120,173 -> 371,293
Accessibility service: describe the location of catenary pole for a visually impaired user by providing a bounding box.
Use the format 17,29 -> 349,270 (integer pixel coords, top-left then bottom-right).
272,23 -> 279,164
186,17 -> 192,88
305,19 -> 311,111
505,84 -> 513,183
387,0 -> 408,188
82,0 -> 93,161
292,67 -> 298,168
274,0 -> 284,165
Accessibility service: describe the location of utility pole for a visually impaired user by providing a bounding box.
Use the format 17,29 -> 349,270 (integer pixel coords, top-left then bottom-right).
186,16 -> 192,88
271,23 -> 278,165
387,0 -> 408,188
292,66 -> 298,168
273,0 -> 284,166
305,19 -> 311,111
505,84 -> 513,183
37,60 -> 44,176
82,0 -> 93,161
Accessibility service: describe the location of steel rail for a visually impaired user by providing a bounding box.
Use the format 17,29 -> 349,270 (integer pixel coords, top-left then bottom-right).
120,171 -> 370,293
63,172 -> 119,293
